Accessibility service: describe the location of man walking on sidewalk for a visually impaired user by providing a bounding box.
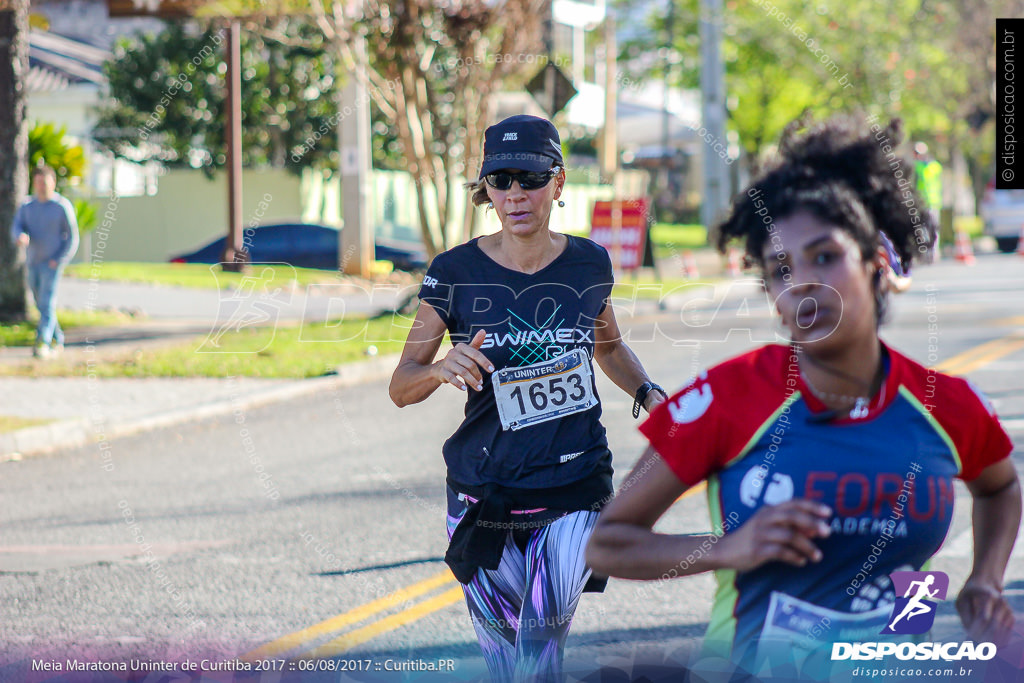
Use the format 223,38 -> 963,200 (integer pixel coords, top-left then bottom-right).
10,165 -> 79,359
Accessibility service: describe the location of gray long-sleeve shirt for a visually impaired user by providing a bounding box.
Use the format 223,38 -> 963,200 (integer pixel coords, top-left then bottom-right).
10,193 -> 79,266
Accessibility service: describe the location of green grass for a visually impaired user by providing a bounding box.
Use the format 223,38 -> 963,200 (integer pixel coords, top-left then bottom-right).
565,223 -> 708,254
0,415 -> 55,433
63,261 -> 380,291
572,215 -> 986,251
2,314 -> 415,378
649,223 -> 708,251
612,274 -> 723,301
0,309 -> 138,347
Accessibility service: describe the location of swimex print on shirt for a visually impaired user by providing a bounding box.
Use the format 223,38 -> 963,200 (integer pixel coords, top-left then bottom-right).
419,235 -> 617,488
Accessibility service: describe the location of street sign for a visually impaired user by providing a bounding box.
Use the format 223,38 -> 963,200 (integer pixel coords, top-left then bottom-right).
526,61 -> 578,118
589,199 -> 650,271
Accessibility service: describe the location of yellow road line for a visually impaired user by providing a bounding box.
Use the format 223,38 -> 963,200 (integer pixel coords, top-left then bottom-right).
300,586 -> 466,659
250,479 -> 711,660
246,334 -> 1024,662
934,333 -> 1024,375
240,569 -> 456,661
945,336 -> 1024,376
932,336 -> 1010,373
988,316 -> 1024,327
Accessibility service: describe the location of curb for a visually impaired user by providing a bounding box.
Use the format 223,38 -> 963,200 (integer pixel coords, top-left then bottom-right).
0,352 -> 402,463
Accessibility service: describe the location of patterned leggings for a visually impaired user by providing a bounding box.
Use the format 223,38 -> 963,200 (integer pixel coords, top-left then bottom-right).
446,488 -> 599,683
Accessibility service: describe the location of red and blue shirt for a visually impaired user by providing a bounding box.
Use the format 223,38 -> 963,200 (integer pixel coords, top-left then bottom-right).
640,343 -> 1013,661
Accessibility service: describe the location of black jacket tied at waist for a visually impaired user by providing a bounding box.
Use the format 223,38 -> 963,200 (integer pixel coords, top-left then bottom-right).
444,471 -> 613,587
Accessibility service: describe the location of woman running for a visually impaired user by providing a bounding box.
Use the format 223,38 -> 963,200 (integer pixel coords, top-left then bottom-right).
585,116 -> 1020,677
390,114 -> 667,682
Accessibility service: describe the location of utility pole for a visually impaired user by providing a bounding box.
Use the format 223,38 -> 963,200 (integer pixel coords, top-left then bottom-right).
544,0 -> 555,115
600,14 -> 618,186
220,20 -> 247,272
339,35 -> 373,277
661,0 -> 675,199
699,0 -> 729,235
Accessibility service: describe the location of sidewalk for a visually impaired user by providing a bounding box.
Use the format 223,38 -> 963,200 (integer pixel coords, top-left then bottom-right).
2,255 -> 743,462
0,355 -> 403,462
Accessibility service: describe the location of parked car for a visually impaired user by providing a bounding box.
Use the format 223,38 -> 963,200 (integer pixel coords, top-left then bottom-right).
980,179 -> 1024,252
374,238 -> 431,273
169,223 -> 428,271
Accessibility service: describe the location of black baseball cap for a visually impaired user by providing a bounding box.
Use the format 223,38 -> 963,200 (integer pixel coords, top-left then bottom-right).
478,114 -> 564,179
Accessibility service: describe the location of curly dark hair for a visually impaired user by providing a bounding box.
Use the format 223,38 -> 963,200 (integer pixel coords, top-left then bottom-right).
717,115 -> 937,280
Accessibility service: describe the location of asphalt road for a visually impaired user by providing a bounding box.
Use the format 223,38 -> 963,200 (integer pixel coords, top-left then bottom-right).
2,254 -> 1023,683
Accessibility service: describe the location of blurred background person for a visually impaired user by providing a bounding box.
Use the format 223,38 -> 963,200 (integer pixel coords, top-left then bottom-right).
11,164 -> 79,359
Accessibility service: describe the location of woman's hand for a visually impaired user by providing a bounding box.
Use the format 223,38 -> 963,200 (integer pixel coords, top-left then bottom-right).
644,390 -> 667,413
956,579 -> 1014,645
716,499 -> 832,572
959,459 -> 1020,645
433,330 -> 494,392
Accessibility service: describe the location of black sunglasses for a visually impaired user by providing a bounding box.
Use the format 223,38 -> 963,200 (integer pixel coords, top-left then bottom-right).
484,167 -> 561,191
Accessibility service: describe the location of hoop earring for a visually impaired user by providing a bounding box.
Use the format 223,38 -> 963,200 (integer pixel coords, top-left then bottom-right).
557,199 -> 565,208
487,202 -> 494,211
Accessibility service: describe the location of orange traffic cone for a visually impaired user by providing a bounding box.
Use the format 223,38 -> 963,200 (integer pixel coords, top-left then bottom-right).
682,250 -> 700,278
726,247 -> 743,277
1017,224 -> 1024,257
953,231 -> 975,265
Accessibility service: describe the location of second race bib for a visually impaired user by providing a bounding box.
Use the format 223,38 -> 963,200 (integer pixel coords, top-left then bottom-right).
752,591 -> 894,678
492,348 -> 597,431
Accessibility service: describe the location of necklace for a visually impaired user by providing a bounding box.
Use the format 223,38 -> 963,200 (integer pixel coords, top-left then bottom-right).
797,352 -> 885,420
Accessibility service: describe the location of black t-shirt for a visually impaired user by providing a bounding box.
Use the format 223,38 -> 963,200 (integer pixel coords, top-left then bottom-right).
418,234 -> 615,489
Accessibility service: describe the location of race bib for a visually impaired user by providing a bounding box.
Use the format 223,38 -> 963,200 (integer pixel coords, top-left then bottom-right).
492,348 -> 597,431
754,591 -> 892,677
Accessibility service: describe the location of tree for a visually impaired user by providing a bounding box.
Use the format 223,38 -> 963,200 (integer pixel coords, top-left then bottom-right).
94,18 -> 341,177
306,0 -> 547,258
925,0 -> 1024,206
151,0 -> 550,258
620,0 -> 987,176
28,121 -> 86,179
0,0 -> 29,322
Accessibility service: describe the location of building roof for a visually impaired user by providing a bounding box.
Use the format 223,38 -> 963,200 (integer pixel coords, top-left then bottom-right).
27,29 -> 109,93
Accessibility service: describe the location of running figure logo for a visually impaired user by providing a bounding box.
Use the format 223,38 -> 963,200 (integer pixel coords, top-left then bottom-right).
199,264 -> 294,353
881,570 -> 949,635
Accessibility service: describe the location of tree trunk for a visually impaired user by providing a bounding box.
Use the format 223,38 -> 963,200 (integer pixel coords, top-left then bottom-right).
459,87 -> 486,244
391,67 -> 440,259
0,0 -> 29,322
266,48 -> 288,168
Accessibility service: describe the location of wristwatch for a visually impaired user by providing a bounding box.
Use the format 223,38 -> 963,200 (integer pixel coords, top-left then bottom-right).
633,381 -> 666,419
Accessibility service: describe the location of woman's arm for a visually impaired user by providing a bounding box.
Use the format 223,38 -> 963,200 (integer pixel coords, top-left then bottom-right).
592,304 -> 666,412
389,303 -> 493,407
585,446 -> 832,579
957,458 -> 1021,642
